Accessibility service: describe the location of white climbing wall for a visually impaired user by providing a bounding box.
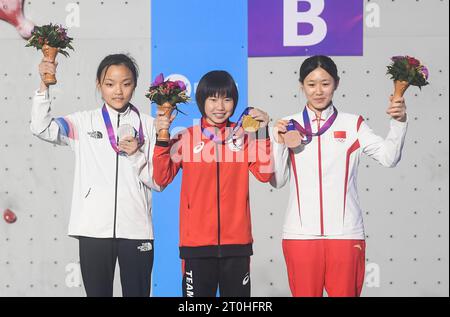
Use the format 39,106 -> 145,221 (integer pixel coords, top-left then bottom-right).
249,0 -> 449,297
0,0 -> 151,296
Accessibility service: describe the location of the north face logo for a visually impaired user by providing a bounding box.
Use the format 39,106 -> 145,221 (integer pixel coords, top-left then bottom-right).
137,242 -> 152,252
88,131 -> 103,139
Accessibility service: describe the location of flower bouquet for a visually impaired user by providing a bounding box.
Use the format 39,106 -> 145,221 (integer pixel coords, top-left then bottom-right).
146,73 -> 190,141
26,23 -> 74,85
386,55 -> 429,98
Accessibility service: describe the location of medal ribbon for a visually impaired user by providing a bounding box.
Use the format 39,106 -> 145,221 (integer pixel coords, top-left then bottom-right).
201,107 -> 253,144
287,105 -> 338,145
101,104 -> 144,154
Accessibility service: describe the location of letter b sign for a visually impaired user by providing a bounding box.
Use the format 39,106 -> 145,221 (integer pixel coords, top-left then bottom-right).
248,0 -> 363,56
283,0 -> 327,47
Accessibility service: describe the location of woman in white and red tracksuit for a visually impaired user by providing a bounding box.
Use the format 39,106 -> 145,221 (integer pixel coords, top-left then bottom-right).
271,56 -> 408,297
153,70 -> 273,297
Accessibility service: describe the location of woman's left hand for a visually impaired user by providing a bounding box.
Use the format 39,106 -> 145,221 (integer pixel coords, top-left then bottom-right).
386,96 -> 407,122
249,107 -> 270,128
118,136 -> 142,156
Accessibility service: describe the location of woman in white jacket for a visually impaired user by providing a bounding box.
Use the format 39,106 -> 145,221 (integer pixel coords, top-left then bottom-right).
271,55 -> 408,297
30,54 -> 160,297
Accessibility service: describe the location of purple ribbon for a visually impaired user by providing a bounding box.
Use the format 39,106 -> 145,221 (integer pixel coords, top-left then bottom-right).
201,107 -> 253,144
201,127 -> 224,144
288,106 -> 338,145
201,121 -> 233,145
102,104 -> 144,155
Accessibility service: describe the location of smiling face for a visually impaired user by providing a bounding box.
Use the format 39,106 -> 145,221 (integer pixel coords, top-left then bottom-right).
301,67 -> 338,116
97,64 -> 135,111
204,94 -> 235,126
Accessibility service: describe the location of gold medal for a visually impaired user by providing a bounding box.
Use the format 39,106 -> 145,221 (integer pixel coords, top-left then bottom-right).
241,115 -> 260,132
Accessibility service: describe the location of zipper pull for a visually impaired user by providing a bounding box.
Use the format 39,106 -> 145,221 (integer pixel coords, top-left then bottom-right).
316,113 -> 321,129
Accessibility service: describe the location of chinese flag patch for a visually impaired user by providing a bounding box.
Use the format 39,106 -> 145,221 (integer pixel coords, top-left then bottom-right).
334,131 -> 347,139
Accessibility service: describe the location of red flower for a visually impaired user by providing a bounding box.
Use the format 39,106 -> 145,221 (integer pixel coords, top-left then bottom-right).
407,56 -> 420,67
166,81 -> 177,89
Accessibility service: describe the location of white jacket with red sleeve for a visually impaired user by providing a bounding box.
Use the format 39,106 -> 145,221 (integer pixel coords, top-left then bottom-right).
270,105 -> 408,239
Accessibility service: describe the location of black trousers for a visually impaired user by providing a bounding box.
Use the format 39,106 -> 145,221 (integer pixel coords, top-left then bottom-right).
78,237 -> 154,297
182,256 -> 251,297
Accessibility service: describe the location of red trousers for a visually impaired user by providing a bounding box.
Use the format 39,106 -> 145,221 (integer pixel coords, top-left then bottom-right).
282,239 -> 366,297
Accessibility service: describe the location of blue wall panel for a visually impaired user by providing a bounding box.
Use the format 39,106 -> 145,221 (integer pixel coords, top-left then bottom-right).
151,0 -> 248,296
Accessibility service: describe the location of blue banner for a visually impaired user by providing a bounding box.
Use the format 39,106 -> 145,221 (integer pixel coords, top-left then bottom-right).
151,0 -> 248,297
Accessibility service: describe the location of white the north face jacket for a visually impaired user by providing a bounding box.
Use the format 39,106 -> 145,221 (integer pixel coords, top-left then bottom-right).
270,105 -> 408,240
30,90 -> 160,239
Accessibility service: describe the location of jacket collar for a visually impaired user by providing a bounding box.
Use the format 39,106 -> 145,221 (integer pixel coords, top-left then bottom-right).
201,117 -> 230,130
104,102 -> 132,117
305,103 -> 335,122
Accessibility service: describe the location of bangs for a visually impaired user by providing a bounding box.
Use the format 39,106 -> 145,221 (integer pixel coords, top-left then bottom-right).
205,86 -> 235,100
195,70 -> 239,116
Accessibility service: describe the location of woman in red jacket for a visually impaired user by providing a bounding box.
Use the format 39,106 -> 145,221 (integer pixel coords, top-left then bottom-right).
153,70 -> 273,297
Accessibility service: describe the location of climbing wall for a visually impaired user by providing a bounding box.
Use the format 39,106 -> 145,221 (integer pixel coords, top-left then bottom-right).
0,0 -> 151,296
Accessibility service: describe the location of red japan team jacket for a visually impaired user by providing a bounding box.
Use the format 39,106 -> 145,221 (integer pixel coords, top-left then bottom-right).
153,118 -> 273,258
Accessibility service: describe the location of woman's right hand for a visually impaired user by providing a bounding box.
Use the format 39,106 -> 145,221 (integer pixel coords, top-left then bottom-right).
38,57 -> 58,92
273,119 -> 290,144
155,109 -> 176,136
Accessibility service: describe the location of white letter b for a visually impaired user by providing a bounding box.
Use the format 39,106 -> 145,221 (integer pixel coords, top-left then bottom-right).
283,0 -> 327,47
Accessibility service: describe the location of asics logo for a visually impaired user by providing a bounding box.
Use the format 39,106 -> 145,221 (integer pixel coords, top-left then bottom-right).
353,244 -> 362,251
193,142 -> 205,154
242,273 -> 250,286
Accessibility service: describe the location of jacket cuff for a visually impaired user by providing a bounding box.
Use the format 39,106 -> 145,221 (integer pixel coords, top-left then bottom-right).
31,90 -> 53,134
35,89 -> 49,98
156,139 -> 170,147
390,117 -> 408,129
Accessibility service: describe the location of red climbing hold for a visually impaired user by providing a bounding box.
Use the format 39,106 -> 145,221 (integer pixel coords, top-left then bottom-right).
3,209 -> 17,224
